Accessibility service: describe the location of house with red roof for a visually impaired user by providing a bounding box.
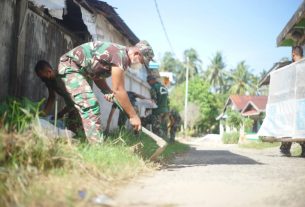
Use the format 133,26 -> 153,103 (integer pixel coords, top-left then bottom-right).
217,95 -> 268,140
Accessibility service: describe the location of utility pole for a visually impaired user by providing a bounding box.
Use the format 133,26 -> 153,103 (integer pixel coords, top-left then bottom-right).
184,57 -> 189,134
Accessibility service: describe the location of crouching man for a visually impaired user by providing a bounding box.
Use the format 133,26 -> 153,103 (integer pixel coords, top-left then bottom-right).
35,40 -> 155,143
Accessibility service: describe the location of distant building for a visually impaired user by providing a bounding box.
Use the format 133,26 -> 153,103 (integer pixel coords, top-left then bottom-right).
217,95 -> 268,140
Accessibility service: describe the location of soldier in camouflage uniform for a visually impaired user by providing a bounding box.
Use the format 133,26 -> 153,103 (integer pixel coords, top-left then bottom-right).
35,40 -> 155,143
144,75 -> 169,140
35,60 -> 84,136
168,109 -> 182,143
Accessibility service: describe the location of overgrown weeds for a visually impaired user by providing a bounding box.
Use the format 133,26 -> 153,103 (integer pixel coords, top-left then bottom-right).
222,132 -> 240,144
0,98 -> 189,206
0,98 -> 43,133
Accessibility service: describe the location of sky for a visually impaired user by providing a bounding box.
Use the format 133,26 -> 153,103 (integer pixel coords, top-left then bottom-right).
106,0 -> 303,75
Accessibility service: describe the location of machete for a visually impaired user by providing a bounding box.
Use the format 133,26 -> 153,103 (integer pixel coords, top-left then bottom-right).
109,94 -> 167,161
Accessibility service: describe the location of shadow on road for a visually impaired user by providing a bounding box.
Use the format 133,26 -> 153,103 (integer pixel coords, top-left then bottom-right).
165,147 -> 261,169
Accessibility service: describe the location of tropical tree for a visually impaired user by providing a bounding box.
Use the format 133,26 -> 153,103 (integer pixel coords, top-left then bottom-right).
205,51 -> 226,93
160,52 -> 185,84
170,77 -> 219,134
228,61 -> 255,95
159,52 -> 178,72
183,48 -> 202,79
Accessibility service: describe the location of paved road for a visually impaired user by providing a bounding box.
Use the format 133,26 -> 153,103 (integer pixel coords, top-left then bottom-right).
114,137 -> 305,207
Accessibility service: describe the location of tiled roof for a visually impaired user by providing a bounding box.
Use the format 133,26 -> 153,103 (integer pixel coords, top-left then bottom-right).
229,95 -> 268,111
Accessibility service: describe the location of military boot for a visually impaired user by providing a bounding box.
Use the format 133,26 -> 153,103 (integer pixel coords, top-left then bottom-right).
300,143 -> 305,157
280,142 -> 292,157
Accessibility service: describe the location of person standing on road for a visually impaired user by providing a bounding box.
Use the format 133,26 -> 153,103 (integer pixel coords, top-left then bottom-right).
35,40 -> 155,143
144,75 -> 170,140
168,109 -> 182,143
280,45 -> 305,157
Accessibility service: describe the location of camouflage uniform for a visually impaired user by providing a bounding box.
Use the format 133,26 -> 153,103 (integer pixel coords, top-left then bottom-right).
147,80 -> 169,139
43,77 -> 83,135
280,142 -> 305,157
56,41 -> 129,142
168,109 -> 181,143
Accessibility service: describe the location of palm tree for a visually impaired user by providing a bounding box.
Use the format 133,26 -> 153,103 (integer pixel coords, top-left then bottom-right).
205,51 -> 226,93
183,48 -> 202,78
160,52 -> 177,72
229,61 -> 255,95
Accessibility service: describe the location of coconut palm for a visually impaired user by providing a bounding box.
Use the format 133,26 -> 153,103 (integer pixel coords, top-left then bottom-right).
183,48 -> 202,78
205,51 -> 226,93
160,52 -> 177,72
229,61 -> 256,95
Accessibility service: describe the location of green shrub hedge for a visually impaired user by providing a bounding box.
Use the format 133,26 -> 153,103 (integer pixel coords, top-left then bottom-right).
222,132 -> 240,144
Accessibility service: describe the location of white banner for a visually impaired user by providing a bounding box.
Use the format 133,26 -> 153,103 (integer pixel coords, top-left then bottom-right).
258,59 -> 305,138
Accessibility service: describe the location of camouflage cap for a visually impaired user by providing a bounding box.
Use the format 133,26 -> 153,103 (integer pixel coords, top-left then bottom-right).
135,40 -> 155,69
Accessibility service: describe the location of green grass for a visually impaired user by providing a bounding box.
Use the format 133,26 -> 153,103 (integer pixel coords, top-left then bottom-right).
239,140 -> 280,149
222,132 -> 239,144
0,98 -> 189,206
106,129 -> 189,160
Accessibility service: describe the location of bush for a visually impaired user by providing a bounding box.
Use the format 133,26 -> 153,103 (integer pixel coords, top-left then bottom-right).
222,132 -> 240,144
0,98 -> 43,133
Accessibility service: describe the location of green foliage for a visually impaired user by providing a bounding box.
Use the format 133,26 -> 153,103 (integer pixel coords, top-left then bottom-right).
243,117 -> 254,132
183,48 -> 202,78
0,98 -> 43,133
226,109 -> 243,130
228,61 -> 257,95
159,52 -> 185,84
0,99 -> 189,206
222,132 -> 240,144
170,76 -> 219,134
106,129 -> 189,160
205,51 -> 226,93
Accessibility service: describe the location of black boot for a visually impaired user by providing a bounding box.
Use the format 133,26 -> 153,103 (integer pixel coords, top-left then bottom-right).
300,143 -> 305,157
280,142 -> 291,156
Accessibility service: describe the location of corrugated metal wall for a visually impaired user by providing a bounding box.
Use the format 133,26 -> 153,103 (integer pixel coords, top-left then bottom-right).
0,0 -> 16,102
0,0 -> 151,131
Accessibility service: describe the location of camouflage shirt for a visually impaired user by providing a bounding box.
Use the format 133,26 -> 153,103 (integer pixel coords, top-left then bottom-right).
150,82 -> 169,114
61,41 -> 129,78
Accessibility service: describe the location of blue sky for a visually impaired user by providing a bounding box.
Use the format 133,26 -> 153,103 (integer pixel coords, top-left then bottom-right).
106,0 -> 303,75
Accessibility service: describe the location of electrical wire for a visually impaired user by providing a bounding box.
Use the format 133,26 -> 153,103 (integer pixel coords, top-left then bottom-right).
153,0 -> 175,56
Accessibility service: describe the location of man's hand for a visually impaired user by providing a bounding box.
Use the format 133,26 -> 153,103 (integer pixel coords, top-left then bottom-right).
129,115 -> 142,132
104,93 -> 114,102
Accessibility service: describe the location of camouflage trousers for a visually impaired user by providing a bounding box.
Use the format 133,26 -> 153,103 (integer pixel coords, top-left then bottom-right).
142,112 -> 169,140
280,142 -> 305,152
58,58 -> 103,142
169,125 -> 179,142
64,107 -> 84,137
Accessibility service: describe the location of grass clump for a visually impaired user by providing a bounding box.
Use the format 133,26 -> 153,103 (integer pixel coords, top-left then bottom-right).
222,132 -> 240,144
0,98 -> 189,206
0,98 -> 43,133
106,129 -> 189,161
239,140 -> 280,149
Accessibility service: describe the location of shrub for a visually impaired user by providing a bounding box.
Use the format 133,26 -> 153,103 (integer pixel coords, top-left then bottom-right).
222,132 -> 240,144
243,117 -> 254,133
0,98 -> 43,133
226,109 -> 243,131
